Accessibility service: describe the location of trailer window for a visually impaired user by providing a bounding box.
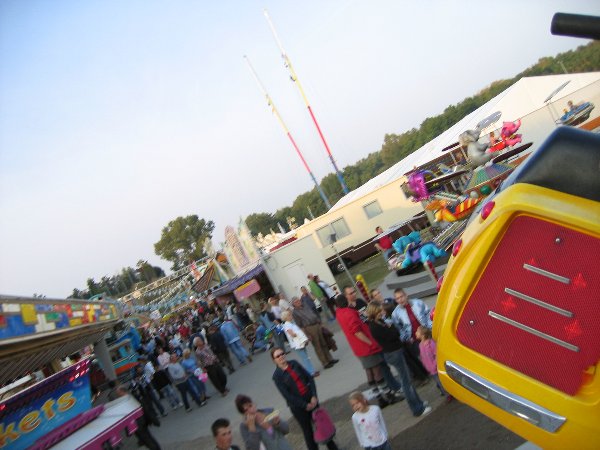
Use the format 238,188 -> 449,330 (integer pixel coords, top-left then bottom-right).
316,218 -> 351,246
363,200 -> 382,219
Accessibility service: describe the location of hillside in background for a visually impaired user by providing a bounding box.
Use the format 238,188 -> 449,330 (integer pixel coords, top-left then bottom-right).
246,41 -> 600,236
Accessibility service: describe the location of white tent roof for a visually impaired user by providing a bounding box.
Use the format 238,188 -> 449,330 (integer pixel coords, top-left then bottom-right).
331,72 -> 600,211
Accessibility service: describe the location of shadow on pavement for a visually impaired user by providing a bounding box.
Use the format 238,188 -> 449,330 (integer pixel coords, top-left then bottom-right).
389,398 -> 525,450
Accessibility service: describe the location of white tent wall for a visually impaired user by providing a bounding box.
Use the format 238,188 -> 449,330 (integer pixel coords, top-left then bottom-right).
412,73 -> 600,167
332,72 -> 600,211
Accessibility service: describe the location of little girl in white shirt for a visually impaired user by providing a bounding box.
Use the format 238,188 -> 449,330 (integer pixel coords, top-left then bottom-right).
349,391 -> 391,450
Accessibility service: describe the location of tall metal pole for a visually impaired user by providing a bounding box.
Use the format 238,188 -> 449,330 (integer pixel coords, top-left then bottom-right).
264,9 -> 350,195
244,55 -> 332,209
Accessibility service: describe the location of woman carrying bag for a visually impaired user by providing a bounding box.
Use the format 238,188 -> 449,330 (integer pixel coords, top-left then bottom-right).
193,336 -> 230,397
270,348 -> 339,450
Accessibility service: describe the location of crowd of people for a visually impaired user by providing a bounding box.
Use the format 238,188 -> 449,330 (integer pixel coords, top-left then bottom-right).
112,275 -> 444,450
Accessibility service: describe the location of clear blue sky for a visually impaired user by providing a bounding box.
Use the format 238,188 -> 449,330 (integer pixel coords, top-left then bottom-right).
1,0 -> 598,297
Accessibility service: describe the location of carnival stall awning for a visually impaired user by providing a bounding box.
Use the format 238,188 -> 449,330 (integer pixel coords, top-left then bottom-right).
191,263 -> 215,293
211,263 -> 265,297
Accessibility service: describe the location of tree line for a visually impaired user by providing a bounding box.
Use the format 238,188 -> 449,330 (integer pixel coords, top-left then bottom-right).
245,41 -> 600,236
70,260 -> 165,299
68,41 -> 600,299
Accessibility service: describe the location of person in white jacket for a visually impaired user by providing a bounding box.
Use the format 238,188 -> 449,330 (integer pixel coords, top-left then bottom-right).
280,311 -> 318,377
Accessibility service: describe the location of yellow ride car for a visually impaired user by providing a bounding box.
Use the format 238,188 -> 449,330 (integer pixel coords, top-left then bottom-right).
433,126 -> 600,449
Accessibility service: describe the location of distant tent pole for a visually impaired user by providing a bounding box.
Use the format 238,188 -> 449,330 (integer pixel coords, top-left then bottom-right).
244,55 -> 332,210
264,9 -> 350,195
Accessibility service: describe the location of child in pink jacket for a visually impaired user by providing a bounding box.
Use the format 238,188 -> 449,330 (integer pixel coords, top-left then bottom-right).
416,326 -> 450,399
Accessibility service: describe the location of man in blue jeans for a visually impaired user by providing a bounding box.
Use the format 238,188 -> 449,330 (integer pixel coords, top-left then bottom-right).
367,303 -> 432,418
220,318 -> 252,365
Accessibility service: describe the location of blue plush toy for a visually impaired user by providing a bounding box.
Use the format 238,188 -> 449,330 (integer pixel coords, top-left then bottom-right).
401,241 -> 447,268
392,231 -> 422,254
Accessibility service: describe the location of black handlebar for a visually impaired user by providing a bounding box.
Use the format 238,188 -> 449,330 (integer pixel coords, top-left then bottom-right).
551,13 -> 600,40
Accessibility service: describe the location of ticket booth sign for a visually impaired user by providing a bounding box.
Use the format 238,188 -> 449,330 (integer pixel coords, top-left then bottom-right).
0,361 -> 92,449
234,279 -> 261,301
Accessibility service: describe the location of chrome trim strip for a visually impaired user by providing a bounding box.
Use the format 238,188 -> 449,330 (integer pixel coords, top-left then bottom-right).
488,311 -> 579,352
504,287 -> 574,317
445,361 -> 566,432
523,264 -> 570,284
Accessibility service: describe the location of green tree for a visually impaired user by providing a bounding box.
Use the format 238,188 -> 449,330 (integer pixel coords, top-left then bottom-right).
119,267 -> 137,290
136,260 -> 157,284
356,152 -> 386,184
69,262 -> 166,301
71,288 -> 85,299
154,215 -> 215,270
245,212 -> 278,236
153,265 -> 166,279
100,276 -> 114,295
86,278 -> 101,296
320,173 -> 345,206
290,189 -> 327,224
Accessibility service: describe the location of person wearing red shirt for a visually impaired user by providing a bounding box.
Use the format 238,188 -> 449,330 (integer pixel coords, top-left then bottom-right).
178,321 -> 191,340
374,226 -> 394,262
334,294 -> 390,394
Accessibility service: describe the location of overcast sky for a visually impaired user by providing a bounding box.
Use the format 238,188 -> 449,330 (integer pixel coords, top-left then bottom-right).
1,0 -> 598,298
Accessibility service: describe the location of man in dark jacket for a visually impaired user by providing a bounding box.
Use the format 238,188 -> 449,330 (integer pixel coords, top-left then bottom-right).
126,376 -> 162,450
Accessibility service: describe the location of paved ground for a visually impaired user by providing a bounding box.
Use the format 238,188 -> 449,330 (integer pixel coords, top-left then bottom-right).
118,300 -> 524,449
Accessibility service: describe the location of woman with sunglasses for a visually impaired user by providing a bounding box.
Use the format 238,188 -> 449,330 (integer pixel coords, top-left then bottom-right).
270,348 -> 339,450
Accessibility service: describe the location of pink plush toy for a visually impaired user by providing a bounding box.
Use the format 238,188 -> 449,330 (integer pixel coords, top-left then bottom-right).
501,119 -> 522,147
407,170 -> 434,201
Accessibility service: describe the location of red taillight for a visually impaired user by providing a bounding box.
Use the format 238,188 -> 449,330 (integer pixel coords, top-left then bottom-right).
480,201 -> 495,220
452,240 -> 462,257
